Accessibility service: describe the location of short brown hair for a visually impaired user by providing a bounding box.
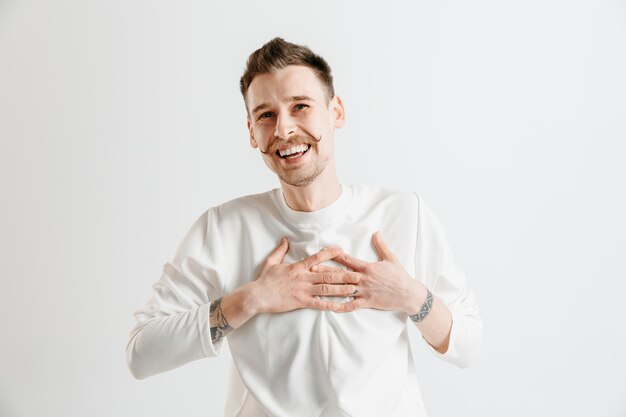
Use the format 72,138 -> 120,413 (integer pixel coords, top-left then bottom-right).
239,37 -> 335,112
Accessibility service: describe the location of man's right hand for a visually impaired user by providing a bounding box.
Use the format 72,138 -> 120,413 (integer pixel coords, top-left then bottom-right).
213,237 -> 360,331
250,237 -> 360,314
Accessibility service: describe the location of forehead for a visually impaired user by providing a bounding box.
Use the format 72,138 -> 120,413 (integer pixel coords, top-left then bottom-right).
246,65 -> 326,110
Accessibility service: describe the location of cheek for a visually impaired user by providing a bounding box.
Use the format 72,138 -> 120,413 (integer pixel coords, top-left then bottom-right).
300,117 -> 326,138
253,125 -> 274,146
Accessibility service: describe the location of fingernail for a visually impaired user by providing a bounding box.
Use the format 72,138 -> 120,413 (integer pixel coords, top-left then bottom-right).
311,265 -> 318,272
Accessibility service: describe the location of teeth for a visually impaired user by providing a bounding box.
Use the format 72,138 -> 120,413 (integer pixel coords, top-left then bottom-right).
279,144 -> 309,157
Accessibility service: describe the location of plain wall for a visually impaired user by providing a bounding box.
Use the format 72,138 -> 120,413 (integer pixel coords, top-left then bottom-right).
1,0 -> 625,416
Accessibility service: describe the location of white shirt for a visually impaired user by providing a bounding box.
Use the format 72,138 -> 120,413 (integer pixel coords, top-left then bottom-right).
126,184 -> 482,416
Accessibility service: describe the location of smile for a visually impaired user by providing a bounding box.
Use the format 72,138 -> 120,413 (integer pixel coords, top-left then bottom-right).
276,144 -> 311,159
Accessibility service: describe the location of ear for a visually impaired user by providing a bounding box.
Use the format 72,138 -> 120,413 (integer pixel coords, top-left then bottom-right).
247,118 -> 258,149
331,95 -> 346,128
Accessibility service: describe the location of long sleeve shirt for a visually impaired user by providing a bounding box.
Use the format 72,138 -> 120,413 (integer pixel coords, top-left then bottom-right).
126,184 -> 483,417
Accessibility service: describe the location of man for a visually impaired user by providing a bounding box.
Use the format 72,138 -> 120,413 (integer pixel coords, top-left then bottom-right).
127,37 -> 482,417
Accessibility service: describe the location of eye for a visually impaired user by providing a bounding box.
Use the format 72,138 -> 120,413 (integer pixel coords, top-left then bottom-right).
293,103 -> 309,111
259,112 -> 274,120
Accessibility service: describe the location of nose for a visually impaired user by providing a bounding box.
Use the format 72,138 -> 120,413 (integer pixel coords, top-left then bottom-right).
274,111 -> 296,140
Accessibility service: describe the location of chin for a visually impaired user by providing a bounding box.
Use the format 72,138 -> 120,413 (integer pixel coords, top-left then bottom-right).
279,174 -> 317,187
279,167 -> 325,187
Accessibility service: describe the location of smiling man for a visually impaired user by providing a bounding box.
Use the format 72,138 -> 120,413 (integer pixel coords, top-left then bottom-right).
127,37 -> 482,417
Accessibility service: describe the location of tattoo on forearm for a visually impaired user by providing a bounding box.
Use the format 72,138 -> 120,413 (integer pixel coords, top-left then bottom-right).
209,297 -> 233,343
409,289 -> 433,322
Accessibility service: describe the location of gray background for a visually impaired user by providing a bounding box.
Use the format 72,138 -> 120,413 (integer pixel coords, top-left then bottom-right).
1,0 -> 625,416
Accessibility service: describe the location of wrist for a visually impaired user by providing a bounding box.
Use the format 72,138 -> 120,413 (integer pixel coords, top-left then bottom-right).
220,283 -> 260,328
403,280 -> 429,316
408,288 -> 433,322
236,281 -> 263,316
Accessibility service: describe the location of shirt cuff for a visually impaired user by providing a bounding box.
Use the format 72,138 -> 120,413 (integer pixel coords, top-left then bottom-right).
198,302 -> 224,357
422,309 -> 480,368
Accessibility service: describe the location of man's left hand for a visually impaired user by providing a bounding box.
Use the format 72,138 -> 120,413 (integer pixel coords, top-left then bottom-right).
311,231 -> 427,315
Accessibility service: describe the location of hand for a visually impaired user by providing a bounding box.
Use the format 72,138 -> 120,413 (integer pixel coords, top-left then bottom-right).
313,231 -> 426,314
249,237 -> 361,314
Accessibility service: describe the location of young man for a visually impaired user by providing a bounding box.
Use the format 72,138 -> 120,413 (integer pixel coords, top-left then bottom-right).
127,38 -> 482,417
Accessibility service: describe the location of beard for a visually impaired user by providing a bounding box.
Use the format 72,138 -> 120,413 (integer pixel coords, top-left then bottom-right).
276,152 -> 329,187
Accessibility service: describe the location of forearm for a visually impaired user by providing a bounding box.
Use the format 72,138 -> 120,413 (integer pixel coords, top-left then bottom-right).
127,285 -> 256,379
403,276 -> 482,368
402,280 -> 453,354
209,282 -> 259,341
127,304 -> 215,379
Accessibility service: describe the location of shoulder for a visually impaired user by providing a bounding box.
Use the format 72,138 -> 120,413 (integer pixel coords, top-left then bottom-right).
173,189 -> 277,259
200,189 -> 280,233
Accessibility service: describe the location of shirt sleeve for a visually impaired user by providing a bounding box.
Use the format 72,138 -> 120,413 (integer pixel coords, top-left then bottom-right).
414,193 -> 483,368
126,207 -> 226,379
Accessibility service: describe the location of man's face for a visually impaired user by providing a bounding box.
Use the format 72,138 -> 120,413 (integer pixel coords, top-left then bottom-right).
246,65 -> 345,187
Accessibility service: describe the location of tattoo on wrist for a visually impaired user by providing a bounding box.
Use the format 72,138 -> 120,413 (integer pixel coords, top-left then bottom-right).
209,297 -> 233,343
409,289 -> 433,322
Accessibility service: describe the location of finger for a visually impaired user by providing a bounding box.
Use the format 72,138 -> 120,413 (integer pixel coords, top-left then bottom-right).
301,247 -> 344,270
310,264 -> 346,273
334,298 -> 366,313
309,270 -> 361,284
372,231 -> 396,262
306,299 -> 342,312
332,252 -> 368,271
312,283 -> 358,297
264,237 -> 289,266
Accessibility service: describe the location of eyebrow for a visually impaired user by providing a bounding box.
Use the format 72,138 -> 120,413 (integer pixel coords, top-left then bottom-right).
251,95 -> 315,115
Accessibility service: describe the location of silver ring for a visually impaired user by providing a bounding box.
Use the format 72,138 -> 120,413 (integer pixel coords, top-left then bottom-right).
350,289 -> 359,295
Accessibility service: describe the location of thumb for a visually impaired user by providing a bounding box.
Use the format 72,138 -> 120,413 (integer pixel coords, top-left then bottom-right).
264,237 -> 289,266
372,231 -> 395,262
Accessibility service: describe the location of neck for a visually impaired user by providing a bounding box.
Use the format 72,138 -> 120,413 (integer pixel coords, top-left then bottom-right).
279,164 -> 342,212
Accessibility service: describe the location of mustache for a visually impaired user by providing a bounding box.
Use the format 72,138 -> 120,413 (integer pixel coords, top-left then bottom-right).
261,133 -> 322,154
